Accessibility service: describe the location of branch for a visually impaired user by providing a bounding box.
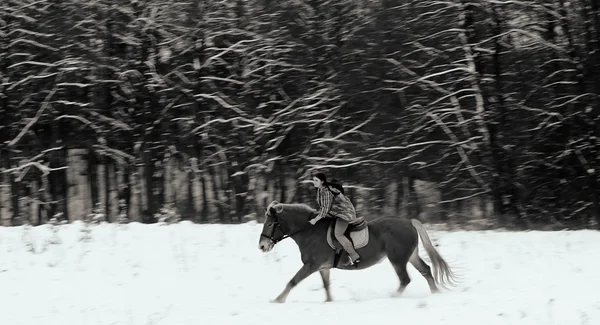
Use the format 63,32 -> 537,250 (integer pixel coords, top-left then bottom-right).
92,144 -> 135,165
311,113 -> 377,145
2,161 -> 68,180
55,114 -> 101,134
7,82 -> 59,148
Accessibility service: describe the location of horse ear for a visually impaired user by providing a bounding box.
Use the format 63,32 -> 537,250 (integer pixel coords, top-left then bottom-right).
266,200 -> 278,215
274,204 -> 283,213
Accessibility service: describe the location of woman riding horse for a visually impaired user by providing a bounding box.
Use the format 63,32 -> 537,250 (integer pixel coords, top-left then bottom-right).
309,172 -> 361,265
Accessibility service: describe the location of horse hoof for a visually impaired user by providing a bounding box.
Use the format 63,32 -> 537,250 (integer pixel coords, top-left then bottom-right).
391,290 -> 403,298
270,298 -> 285,304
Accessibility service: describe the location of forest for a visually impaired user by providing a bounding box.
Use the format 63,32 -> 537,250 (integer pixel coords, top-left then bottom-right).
0,0 -> 599,230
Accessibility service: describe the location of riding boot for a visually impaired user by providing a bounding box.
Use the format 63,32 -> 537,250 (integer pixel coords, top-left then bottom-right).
345,243 -> 361,266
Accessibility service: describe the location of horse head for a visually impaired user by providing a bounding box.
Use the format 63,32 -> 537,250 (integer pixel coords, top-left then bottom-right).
258,201 -> 316,253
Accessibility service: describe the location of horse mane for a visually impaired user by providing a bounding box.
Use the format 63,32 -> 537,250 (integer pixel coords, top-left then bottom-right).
280,203 -> 316,214
267,201 -> 317,220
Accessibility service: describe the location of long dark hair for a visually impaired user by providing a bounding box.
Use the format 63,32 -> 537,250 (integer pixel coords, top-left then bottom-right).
313,172 -> 345,195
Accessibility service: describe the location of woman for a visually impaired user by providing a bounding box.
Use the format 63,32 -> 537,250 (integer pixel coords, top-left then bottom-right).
308,172 -> 361,265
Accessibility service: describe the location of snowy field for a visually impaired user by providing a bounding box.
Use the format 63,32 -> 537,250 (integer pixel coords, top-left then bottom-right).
0,220 -> 599,325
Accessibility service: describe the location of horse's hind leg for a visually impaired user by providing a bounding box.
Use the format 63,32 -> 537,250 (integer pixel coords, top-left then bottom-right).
391,262 -> 411,294
409,246 -> 439,293
387,245 -> 412,294
319,269 -> 333,302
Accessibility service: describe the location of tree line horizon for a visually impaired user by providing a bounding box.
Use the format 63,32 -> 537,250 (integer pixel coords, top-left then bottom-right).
1,0 -> 599,229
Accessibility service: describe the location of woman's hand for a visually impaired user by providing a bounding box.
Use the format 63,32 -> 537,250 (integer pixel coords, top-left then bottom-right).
309,217 -> 320,225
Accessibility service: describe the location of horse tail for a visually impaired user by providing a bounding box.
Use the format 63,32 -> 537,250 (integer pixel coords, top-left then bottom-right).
410,219 -> 458,289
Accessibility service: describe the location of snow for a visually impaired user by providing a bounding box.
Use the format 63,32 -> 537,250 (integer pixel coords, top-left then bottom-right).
0,220 -> 599,325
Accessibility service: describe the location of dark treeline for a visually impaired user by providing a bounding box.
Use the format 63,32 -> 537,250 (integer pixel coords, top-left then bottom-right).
0,0 -> 599,229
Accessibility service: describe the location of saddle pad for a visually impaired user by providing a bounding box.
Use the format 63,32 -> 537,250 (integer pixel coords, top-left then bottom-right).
326,224 -> 369,250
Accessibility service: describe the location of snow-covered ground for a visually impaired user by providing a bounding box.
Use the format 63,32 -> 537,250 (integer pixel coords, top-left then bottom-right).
0,220 -> 598,325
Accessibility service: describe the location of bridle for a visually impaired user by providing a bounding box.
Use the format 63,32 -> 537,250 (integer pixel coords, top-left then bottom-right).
260,209 -> 314,244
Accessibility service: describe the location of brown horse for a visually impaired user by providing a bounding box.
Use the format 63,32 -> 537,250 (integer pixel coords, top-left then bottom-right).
258,201 -> 458,303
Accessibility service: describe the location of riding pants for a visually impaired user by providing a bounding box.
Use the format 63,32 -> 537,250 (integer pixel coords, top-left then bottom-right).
334,219 -> 360,261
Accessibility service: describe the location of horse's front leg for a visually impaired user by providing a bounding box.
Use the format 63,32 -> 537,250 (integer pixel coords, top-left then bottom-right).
319,269 -> 333,302
271,263 -> 319,303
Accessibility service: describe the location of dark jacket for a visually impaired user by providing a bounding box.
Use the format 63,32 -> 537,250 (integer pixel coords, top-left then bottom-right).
315,185 -> 357,222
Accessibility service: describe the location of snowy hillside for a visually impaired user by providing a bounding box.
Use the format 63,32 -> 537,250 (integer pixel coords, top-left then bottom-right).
0,221 -> 598,325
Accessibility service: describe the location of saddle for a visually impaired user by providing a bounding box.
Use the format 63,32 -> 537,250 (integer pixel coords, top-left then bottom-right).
326,217 -> 370,250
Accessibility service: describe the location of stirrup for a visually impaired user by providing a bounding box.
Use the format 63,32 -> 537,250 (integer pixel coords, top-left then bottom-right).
350,256 -> 361,266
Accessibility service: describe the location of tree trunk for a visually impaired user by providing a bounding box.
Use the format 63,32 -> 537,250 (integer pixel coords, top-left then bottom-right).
438,185 -> 450,222
407,175 -> 421,219
233,170 -> 245,223
279,165 -> 286,203
210,165 -> 225,222
585,0 -> 600,228
39,171 -> 51,224
144,153 -> 156,222
88,150 -> 99,211
131,166 -> 143,222
186,170 -> 196,220
157,157 -> 165,211
347,186 -> 356,212
200,171 -> 209,222
60,149 -> 69,221
7,153 -> 19,225
122,164 -> 131,219
489,4 -> 522,223
104,158 -> 111,222
50,123 -> 60,219
395,177 -> 403,216
31,179 -> 41,225
221,165 -> 232,222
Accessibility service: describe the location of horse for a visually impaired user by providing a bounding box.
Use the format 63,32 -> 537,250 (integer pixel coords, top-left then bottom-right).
258,201 -> 458,303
